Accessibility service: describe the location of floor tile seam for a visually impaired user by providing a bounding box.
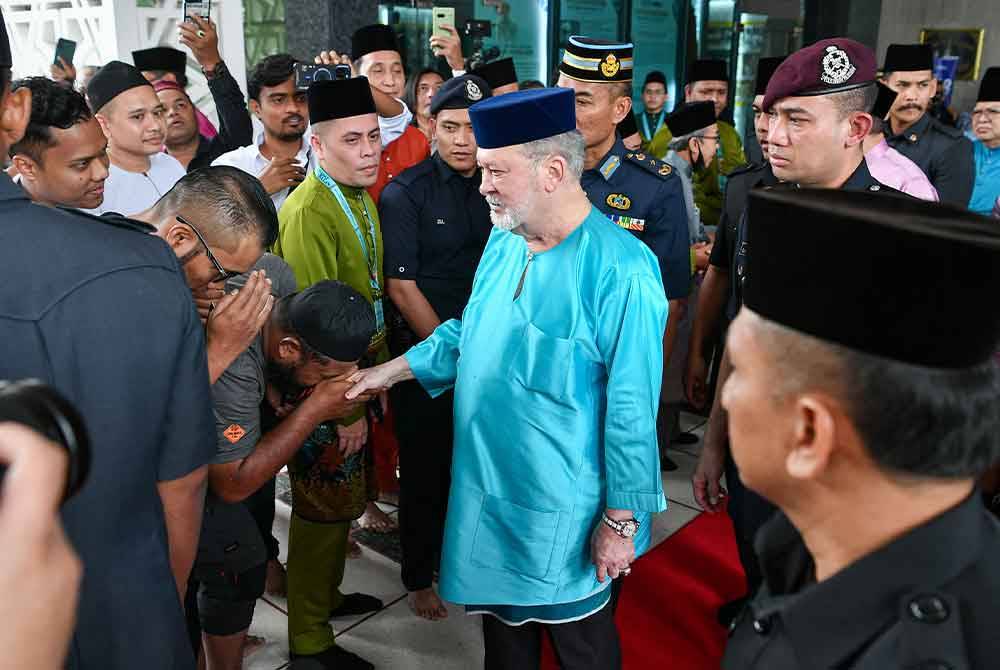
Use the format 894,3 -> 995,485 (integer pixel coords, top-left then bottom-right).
334,593 -> 409,638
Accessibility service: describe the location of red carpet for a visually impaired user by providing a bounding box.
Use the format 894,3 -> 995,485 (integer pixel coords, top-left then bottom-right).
542,506 -> 745,669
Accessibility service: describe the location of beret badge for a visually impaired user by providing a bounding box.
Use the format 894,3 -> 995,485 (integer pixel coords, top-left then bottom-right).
466,79 -> 484,102
821,45 -> 856,85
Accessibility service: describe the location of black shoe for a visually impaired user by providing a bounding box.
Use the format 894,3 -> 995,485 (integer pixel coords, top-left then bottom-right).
673,431 -> 700,446
329,592 -> 383,619
661,455 -> 679,472
290,646 -> 375,670
717,595 -> 750,627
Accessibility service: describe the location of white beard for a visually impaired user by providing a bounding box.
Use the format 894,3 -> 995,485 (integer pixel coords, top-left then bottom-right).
487,196 -> 526,232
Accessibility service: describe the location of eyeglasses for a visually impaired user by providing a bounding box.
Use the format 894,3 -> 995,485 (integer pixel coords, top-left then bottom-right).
175,215 -> 241,283
699,135 -> 721,142
972,108 -> 1000,120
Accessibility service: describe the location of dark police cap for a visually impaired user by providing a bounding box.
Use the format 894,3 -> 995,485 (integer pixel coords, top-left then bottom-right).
763,38 -> 875,112
0,7 -> 10,69
754,56 -> 785,96
978,67 -> 1000,103
470,87 -> 575,150
471,57 -> 518,89
87,60 -> 153,112
352,24 -> 400,60
744,188 -> 1000,369
133,47 -> 187,74
287,280 -> 376,362
559,36 -> 634,83
882,43 -> 933,73
871,81 -> 898,119
643,70 -> 667,89
430,75 -> 491,116
687,59 -> 728,84
307,77 -> 376,124
666,101 -> 715,137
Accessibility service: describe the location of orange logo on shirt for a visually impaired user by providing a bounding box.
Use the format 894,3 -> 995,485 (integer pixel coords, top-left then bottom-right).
223,424 -> 246,444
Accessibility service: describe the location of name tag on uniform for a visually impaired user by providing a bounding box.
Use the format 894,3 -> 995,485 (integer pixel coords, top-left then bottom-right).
609,215 -> 645,232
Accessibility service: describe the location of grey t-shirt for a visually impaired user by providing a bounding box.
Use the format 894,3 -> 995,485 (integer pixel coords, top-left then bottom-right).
196,254 -> 298,574
212,253 -> 298,464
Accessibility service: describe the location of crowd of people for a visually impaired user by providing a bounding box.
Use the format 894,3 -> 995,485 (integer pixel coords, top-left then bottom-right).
1,6 -> 999,670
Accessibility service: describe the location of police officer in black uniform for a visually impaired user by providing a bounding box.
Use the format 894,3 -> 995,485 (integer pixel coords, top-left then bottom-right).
0,10 -> 216,669
555,36 -> 691,472
881,43 -> 975,206
694,38 -> 902,625
379,74 -> 494,619
722,186 -> 1000,670
687,55 -> 783,625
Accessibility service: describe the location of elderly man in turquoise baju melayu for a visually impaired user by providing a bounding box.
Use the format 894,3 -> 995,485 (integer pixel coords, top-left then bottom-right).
348,87 -> 667,669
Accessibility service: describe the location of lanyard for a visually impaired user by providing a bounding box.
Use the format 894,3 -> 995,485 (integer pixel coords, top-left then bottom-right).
641,110 -> 665,140
313,166 -> 385,337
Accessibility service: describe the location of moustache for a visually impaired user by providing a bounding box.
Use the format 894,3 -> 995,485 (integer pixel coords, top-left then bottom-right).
899,104 -> 924,112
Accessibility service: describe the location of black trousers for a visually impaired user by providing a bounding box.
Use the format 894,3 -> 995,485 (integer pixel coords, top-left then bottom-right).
481,601 -> 622,670
393,380 -> 454,592
246,475 -> 280,561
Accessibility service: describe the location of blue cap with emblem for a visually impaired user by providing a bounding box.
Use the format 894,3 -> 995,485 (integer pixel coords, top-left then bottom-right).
559,36 -> 634,83
430,74 -> 492,115
469,87 -> 576,150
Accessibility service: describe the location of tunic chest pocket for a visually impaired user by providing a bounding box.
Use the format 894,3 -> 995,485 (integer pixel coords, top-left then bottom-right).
509,322 -> 573,403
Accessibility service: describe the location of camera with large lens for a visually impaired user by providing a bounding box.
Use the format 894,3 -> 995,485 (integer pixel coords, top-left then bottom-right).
0,380 -> 90,503
294,63 -> 352,90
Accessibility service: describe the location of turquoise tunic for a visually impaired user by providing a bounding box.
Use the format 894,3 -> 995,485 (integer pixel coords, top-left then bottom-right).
405,206 -> 669,607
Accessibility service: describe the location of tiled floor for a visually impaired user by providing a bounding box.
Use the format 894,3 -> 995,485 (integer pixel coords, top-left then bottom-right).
244,413 -> 708,670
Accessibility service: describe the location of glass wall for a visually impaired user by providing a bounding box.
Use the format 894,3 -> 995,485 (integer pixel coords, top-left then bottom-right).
377,1 -> 686,100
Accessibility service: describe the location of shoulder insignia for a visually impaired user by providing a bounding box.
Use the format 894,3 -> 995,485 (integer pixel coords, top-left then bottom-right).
599,155 -> 621,180
606,193 -> 632,210
624,152 -> 675,180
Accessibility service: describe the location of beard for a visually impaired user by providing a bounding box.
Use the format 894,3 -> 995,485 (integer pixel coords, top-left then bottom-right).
266,357 -> 307,403
486,195 -> 531,232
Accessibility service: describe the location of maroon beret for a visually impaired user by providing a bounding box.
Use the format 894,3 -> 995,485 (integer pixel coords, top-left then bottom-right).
762,38 -> 876,111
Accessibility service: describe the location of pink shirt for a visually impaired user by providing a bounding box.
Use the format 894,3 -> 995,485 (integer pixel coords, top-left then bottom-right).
865,138 -> 939,201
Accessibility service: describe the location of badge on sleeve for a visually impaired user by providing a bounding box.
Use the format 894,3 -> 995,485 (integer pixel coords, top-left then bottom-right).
224,424 -> 246,444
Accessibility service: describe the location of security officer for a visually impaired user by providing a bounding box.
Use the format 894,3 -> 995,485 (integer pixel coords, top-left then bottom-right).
693,38 -> 899,626
881,43 -> 974,206
378,74 -> 494,621
0,9 -> 216,669
722,187 -> 1000,670
555,38 -> 691,469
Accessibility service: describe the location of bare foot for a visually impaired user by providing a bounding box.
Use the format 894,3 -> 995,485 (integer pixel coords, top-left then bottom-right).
346,533 -> 363,559
265,559 -> 286,598
242,634 -> 266,658
358,501 -> 397,534
407,587 -> 449,621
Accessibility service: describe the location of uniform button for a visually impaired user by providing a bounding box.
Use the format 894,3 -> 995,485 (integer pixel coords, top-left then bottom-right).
752,617 -> 772,635
908,595 -> 949,623
869,184 -> 881,191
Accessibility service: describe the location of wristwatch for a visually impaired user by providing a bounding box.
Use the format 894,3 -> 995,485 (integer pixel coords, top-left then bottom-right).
602,513 -> 640,539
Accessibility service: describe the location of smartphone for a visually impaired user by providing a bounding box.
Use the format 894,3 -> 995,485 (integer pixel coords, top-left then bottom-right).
294,63 -> 350,90
432,6 -> 455,38
53,38 -> 77,67
463,19 -> 492,39
183,0 -> 211,21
